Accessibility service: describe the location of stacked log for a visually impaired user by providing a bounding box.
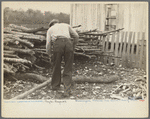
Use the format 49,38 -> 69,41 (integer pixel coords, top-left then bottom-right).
3,24 -> 49,75
3,24 -> 100,75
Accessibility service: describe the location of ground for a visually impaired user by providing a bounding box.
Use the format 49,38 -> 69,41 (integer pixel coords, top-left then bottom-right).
3,59 -> 147,100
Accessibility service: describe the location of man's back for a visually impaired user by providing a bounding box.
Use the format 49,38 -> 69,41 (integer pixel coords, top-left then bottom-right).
48,23 -> 71,38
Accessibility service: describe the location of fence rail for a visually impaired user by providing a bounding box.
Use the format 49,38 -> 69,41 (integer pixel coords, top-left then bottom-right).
87,31 -> 147,70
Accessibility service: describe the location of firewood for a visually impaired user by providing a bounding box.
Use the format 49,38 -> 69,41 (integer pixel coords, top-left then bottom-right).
74,52 -> 94,58
33,64 -> 46,70
84,28 -> 124,36
73,75 -> 119,83
10,36 -> 34,48
3,50 -> 15,54
4,68 -> 15,75
78,29 -> 98,34
4,30 -> 46,41
9,24 -> 30,31
4,58 -> 32,64
21,27 -> 46,33
72,25 -> 81,28
4,46 -> 35,55
4,54 -> 20,58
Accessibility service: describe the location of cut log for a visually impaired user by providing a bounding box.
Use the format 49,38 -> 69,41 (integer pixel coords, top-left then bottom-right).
4,30 -> 46,41
4,58 -> 32,64
72,25 -> 81,28
9,24 -> 30,31
10,78 -> 51,100
78,29 -> 98,34
3,50 -> 15,54
4,46 -> 35,55
4,54 -> 20,58
77,43 -> 89,46
21,27 -> 46,33
84,28 -> 124,36
15,73 -> 48,83
12,36 -> 34,48
15,73 -> 119,84
4,68 -> 15,75
73,75 -> 119,83
74,52 -> 94,58
33,64 -> 46,70
34,32 -> 46,36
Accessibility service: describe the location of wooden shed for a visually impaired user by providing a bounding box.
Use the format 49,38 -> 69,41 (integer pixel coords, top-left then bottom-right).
70,2 -> 148,33
70,2 -> 148,70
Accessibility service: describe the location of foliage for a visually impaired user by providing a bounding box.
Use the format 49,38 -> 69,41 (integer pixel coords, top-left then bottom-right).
3,7 -> 70,26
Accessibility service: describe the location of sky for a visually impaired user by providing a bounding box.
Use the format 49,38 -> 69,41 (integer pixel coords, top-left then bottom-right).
2,2 -> 71,14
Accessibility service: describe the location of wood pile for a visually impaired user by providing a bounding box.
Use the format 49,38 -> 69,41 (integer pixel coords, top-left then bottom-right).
3,24 -> 50,75
3,24 -> 101,76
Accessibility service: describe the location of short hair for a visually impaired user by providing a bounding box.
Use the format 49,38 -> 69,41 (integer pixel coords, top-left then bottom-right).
48,19 -> 59,27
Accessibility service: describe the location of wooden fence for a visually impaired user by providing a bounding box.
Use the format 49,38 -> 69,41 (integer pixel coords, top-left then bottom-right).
87,31 -> 147,70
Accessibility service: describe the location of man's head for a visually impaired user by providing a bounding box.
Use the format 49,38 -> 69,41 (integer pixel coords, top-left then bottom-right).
49,19 -> 59,27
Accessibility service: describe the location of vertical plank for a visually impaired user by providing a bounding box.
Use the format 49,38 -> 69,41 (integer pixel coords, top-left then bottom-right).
103,35 -> 107,64
130,32 -> 136,67
105,34 -> 110,64
109,32 -> 116,64
118,32 -> 125,65
139,32 -> 145,69
135,32 -> 141,68
122,32 -> 128,67
100,35 -> 105,64
126,32 -> 133,67
143,41 -> 146,70
106,34 -> 110,52
114,32 -> 120,66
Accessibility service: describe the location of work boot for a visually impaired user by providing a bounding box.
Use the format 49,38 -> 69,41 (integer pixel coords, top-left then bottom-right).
50,85 -> 64,90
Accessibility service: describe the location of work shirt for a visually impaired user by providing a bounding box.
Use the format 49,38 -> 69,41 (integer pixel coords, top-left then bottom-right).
46,23 -> 79,56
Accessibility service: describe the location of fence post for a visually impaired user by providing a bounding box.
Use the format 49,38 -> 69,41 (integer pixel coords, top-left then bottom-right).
139,32 -> 145,69
114,32 -> 120,66
104,34 -> 110,64
122,32 -> 128,67
135,32 -> 140,68
130,32 -> 136,68
126,32 -> 133,68
118,31 -> 125,66
109,32 -> 115,64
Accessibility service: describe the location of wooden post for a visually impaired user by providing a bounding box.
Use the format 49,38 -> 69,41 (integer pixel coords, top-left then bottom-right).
130,32 -> 136,68
114,32 -> 120,66
143,40 -> 146,70
118,32 -> 125,65
126,32 -> 133,67
104,34 -> 110,64
102,35 -> 106,64
109,32 -> 115,64
122,32 -> 128,67
135,32 -> 141,68
139,32 -> 145,69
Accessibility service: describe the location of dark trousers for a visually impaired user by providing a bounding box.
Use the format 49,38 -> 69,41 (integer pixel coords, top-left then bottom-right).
51,37 -> 74,92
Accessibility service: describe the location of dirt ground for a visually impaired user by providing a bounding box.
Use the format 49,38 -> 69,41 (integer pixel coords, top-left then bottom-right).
3,59 -> 147,100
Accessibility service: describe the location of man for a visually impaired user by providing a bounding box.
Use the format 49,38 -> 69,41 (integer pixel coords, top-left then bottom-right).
46,19 -> 79,96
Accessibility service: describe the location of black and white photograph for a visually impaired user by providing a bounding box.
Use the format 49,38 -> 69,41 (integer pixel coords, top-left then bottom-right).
1,1 -> 148,118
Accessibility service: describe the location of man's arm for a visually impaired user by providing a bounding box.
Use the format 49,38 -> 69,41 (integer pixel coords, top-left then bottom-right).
46,29 -> 51,57
68,25 -> 79,49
